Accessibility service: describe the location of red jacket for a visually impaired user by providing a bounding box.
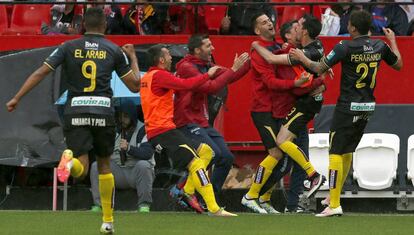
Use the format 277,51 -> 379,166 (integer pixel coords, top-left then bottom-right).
174,54 -> 250,128
140,67 -> 209,139
249,38 -> 296,113
271,45 -> 325,118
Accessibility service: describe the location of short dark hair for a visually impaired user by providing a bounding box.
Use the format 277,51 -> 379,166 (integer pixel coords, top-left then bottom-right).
148,44 -> 167,66
280,20 -> 298,42
302,14 -> 322,39
84,7 -> 106,30
350,10 -> 371,35
251,12 -> 267,33
188,34 -> 209,55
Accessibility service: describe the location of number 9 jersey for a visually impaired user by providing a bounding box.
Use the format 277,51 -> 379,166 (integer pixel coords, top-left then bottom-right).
44,33 -> 133,116
320,35 -> 398,114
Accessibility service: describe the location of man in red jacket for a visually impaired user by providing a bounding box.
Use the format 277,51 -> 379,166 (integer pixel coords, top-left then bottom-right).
169,34 -> 249,210
241,12 -> 325,214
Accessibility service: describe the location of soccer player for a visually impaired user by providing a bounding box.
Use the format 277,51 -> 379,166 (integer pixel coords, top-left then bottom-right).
241,12 -> 321,214
139,44 -> 236,216
290,10 -> 402,217
250,14 -> 328,211
6,8 -> 140,234
173,34 -> 250,196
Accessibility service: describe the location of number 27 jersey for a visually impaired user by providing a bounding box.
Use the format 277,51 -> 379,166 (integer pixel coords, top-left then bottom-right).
321,35 -> 398,113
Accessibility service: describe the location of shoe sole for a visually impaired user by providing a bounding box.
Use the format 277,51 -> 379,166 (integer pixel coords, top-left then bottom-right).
241,199 -> 267,214
57,151 -> 73,183
307,176 -> 326,198
315,213 -> 343,217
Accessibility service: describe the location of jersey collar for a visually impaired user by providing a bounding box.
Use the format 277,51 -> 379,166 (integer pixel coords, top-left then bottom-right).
84,32 -> 105,37
353,35 -> 369,40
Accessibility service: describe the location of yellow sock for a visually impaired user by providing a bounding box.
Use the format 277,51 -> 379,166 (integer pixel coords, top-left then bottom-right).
182,143 -> 213,195
197,143 -> 214,168
71,158 -> 84,178
188,158 -> 220,213
279,141 -> 315,177
259,187 -> 273,202
247,155 -> 278,199
99,173 -> 115,223
341,153 -> 353,188
183,176 -> 195,195
328,154 -> 343,208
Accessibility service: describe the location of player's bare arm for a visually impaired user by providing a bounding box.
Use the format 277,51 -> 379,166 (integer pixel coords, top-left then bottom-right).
383,28 -> 403,70
289,48 -> 328,75
251,41 -> 289,65
121,44 -> 141,92
6,64 -> 52,112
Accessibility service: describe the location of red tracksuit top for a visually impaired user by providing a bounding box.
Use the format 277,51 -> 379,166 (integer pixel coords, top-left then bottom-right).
174,54 -> 250,128
140,67 -> 209,139
249,38 -> 296,113
250,39 -> 324,118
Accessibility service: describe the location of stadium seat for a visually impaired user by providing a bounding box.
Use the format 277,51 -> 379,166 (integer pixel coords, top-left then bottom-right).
407,135 -> 414,186
308,133 -> 330,190
353,133 -> 400,190
204,0 -> 228,34
279,1 -> 323,25
279,6 -> 308,26
0,5 -> 8,34
8,4 -> 51,35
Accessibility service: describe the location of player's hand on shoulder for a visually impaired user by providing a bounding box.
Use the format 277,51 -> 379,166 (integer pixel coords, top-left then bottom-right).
382,28 -> 396,41
231,52 -> 250,72
121,44 -> 137,59
289,48 -> 305,62
207,66 -> 222,78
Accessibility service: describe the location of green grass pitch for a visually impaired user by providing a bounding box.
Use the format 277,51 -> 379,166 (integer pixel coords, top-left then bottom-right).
0,211 -> 413,235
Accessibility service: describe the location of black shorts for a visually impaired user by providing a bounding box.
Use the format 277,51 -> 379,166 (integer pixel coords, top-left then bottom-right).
149,129 -> 198,171
329,109 -> 373,155
251,112 -> 282,150
63,114 -> 116,157
282,107 -> 314,137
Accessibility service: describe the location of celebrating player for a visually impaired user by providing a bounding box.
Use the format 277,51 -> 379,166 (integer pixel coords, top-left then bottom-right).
290,10 -> 402,217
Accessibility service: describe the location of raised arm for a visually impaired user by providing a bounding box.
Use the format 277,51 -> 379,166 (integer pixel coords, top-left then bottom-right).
252,41 -> 290,65
383,28 -> 403,71
289,49 -> 328,75
153,66 -> 220,91
252,51 -> 308,90
6,65 -> 52,112
118,44 -> 141,93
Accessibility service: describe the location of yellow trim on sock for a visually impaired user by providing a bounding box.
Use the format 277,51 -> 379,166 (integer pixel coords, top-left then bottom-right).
71,158 -> 84,178
247,155 -> 278,199
259,187 -> 273,202
197,143 -> 214,168
341,153 -> 353,188
279,141 -> 315,176
183,176 -> 196,195
188,158 -> 220,213
99,173 -> 115,223
329,154 -> 343,208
